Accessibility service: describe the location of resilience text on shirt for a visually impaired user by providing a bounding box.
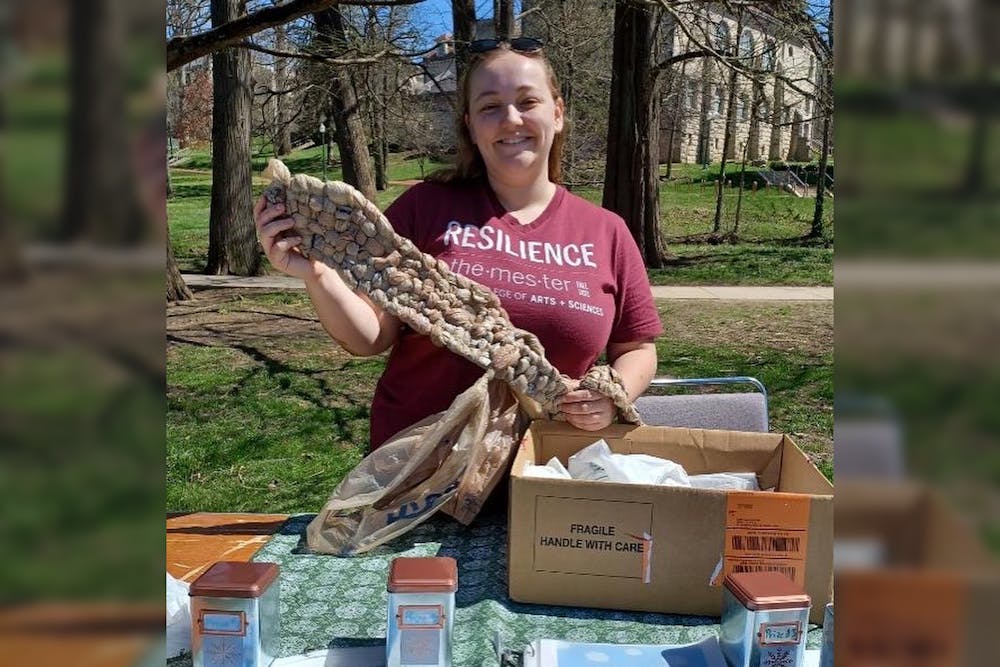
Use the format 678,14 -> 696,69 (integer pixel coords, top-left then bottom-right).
442,221 -> 598,268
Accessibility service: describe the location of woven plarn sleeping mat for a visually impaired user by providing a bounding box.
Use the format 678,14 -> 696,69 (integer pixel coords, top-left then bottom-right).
261,159 -> 640,423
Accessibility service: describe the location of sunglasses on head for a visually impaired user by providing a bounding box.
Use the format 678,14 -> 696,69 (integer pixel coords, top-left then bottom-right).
467,37 -> 544,54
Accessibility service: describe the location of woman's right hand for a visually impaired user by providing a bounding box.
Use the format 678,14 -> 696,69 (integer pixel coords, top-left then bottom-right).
254,195 -> 320,281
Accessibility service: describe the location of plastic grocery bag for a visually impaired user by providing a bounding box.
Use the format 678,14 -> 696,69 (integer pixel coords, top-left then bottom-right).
306,373 -> 527,555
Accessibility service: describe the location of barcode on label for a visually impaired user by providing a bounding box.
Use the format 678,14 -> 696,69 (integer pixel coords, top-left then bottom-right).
731,563 -> 798,580
731,535 -> 801,552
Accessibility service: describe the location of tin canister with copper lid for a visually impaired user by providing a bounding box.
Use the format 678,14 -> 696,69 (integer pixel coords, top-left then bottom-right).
720,571 -> 811,667
189,561 -> 280,667
386,556 -> 458,667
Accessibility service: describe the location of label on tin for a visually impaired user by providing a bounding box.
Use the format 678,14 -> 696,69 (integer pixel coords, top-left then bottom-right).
760,621 -> 801,644
717,492 -> 810,587
398,605 -> 444,629
200,610 -> 245,635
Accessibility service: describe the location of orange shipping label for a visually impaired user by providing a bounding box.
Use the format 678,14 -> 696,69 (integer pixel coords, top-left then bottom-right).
719,492 -> 811,587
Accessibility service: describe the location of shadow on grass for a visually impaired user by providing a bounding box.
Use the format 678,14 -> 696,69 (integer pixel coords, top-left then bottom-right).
660,244 -> 827,267
170,183 -> 212,198
665,232 -> 832,248
229,342 -> 372,414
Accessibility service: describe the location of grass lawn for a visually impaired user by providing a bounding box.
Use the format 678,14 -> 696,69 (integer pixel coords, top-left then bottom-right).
168,145 -> 832,285
650,245 -> 832,286
5,58 -> 69,239
166,292 -> 833,513
656,300 -> 833,480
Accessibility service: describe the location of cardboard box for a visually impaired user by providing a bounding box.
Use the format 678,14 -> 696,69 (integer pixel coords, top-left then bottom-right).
835,481 -> 1000,665
508,421 -> 833,623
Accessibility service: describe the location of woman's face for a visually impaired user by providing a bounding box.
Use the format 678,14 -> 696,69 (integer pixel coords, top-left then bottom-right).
465,51 -> 564,187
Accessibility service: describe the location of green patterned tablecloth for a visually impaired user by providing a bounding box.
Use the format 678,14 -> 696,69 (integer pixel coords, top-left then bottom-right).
170,507 -> 820,665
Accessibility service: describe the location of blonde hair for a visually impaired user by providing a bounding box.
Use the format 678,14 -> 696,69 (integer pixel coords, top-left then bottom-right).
428,44 -> 565,184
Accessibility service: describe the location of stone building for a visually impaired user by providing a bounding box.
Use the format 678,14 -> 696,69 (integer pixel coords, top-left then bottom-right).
659,6 -> 822,165
835,0 -> 978,83
401,4 -> 825,165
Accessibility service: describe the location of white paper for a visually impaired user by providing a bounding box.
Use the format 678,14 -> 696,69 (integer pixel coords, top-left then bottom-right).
566,439 -> 762,490
524,457 -> 573,479
567,440 -> 691,486
166,573 -> 191,658
688,472 -> 760,491
567,439 -> 617,481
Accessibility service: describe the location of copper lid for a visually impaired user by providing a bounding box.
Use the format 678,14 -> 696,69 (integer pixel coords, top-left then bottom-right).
189,561 -> 280,599
387,557 -> 458,593
724,571 -> 811,611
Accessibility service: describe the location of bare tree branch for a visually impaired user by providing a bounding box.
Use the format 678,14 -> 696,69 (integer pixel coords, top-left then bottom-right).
651,48 -> 714,74
654,0 -> 826,112
167,0 -> 425,71
241,39 -> 439,65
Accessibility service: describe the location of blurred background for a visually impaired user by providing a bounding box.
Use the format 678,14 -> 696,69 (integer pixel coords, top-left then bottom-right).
1,0 -> 165,664
834,0 -> 1000,662
1,0 -> 999,664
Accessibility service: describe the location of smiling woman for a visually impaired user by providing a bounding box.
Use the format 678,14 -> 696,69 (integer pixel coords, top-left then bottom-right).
253,40 -> 662,451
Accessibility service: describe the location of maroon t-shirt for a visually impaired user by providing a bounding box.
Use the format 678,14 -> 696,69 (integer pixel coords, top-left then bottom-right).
369,179 -> 663,448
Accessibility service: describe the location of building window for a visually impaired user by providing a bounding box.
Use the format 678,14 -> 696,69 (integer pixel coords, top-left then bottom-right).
739,95 -> 750,121
759,100 -> 769,122
808,56 -> 814,79
739,30 -> 754,60
783,108 -> 791,124
714,21 -> 730,53
714,138 -> 719,149
687,80 -> 698,110
715,86 -> 724,114
787,45 -> 793,57
762,41 -> 775,72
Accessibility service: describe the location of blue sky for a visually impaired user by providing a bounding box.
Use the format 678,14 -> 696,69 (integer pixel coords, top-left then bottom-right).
410,0 -> 523,42
410,0 -> 830,46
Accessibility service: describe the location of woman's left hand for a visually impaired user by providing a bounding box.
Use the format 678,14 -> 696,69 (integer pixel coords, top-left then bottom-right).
558,388 -> 616,431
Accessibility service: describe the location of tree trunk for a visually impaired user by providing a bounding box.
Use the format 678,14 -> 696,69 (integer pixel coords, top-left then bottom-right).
364,7 -> 388,191
747,82 -> 762,161
732,138 -> 749,240
207,0 -> 260,276
663,59 -> 689,180
602,1 -> 666,268
809,1 -> 833,239
768,76 -> 783,160
496,0 -> 513,40
273,23 -> 292,156
809,114 -> 831,238
314,7 -> 377,202
0,88 -> 25,281
712,62 -> 738,234
962,68 -> 988,193
373,103 -> 387,190
64,0 -> 139,243
451,0 -> 476,82
167,231 -> 193,301
713,11 -> 742,235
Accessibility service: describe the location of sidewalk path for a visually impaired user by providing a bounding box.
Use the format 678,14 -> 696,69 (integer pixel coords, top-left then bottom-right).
181,274 -> 832,301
